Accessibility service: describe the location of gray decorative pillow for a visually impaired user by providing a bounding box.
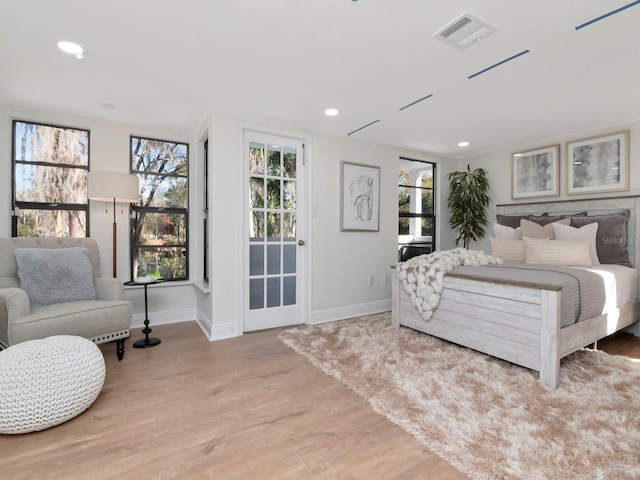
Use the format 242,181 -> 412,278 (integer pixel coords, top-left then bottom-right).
569,210 -> 630,266
528,211 -> 588,226
496,214 -> 537,229
14,247 -> 97,308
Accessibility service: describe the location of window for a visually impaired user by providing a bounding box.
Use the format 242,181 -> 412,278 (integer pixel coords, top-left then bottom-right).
12,120 -> 89,237
130,136 -> 189,281
398,158 -> 436,261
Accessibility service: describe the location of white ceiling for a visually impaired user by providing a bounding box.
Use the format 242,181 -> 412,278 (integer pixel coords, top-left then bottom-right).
1,0 -> 639,159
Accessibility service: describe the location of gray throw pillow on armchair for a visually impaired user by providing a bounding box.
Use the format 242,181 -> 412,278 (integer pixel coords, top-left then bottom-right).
14,247 -> 97,308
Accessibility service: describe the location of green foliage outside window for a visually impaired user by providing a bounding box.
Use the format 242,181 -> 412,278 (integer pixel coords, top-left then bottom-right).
249,143 -> 297,241
131,136 -> 189,281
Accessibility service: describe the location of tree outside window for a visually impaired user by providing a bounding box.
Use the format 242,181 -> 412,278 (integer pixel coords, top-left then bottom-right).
12,120 -> 89,237
130,136 -> 188,281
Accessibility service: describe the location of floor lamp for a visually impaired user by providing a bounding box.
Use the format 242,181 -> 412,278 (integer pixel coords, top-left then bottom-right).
88,171 -> 139,278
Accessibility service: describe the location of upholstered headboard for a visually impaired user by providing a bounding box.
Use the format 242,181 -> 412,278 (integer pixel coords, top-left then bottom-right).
495,195 -> 640,272
0,237 -> 102,288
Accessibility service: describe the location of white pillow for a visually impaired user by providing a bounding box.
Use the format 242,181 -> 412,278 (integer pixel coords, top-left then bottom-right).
520,218 -> 570,239
551,222 -> 600,265
493,223 -> 522,240
489,238 -> 525,262
523,238 -> 592,267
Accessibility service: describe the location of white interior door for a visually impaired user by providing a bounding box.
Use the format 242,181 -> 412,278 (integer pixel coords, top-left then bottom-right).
243,131 -> 305,331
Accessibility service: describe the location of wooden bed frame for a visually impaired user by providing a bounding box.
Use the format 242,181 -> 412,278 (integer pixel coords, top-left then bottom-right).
392,196 -> 640,388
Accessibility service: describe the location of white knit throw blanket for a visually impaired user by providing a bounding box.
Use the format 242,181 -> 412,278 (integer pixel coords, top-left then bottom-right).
396,248 -> 503,321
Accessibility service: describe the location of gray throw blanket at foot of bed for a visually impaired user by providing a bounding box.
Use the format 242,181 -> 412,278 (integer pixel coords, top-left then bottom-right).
396,248 -> 503,321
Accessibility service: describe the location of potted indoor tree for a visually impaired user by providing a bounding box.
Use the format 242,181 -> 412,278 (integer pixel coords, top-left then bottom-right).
446,165 -> 490,249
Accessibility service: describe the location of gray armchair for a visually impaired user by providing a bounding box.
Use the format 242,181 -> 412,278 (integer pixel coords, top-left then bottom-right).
0,237 -> 132,360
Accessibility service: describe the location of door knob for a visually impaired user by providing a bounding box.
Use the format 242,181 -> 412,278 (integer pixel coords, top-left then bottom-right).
298,240 -> 305,246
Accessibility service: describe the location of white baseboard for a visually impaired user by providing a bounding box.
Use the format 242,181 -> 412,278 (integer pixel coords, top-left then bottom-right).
135,300 -> 391,341
211,322 -> 240,341
195,311 -> 213,341
310,299 -> 391,325
194,310 -> 239,341
131,308 -> 196,329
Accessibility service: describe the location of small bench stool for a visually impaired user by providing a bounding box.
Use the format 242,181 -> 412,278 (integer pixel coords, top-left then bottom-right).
0,335 -> 106,434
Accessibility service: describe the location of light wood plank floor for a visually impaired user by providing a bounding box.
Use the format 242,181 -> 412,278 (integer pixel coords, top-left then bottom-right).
1,322 -> 638,480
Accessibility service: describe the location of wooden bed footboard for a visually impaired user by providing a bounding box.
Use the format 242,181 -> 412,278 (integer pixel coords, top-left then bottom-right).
391,195 -> 640,388
391,269 -> 640,388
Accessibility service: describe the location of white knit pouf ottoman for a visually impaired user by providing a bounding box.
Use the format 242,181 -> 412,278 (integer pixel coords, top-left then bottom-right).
0,335 -> 106,434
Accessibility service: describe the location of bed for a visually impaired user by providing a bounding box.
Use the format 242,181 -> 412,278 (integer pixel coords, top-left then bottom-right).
391,196 -> 640,388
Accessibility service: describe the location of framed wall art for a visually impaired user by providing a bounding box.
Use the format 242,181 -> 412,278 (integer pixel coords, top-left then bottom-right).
567,130 -> 629,195
340,161 -> 380,232
511,144 -> 560,199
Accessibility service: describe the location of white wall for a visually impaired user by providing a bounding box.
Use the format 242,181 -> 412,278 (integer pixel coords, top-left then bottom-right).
0,103 -> 457,340
0,103 -> 198,327
464,119 -> 640,253
192,115 -> 213,336
198,112 -> 456,337
310,133 -> 455,322
199,112 -> 317,339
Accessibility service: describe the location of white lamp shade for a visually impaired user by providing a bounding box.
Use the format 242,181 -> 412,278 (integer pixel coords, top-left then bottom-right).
88,171 -> 139,203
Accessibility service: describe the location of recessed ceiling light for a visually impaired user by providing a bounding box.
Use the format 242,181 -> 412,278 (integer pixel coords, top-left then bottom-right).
458,141 -> 470,147
58,41 -> 85,59
324,108 -> 340,116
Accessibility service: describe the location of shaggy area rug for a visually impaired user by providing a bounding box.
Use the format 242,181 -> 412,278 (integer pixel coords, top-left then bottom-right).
279,312 -> 640,480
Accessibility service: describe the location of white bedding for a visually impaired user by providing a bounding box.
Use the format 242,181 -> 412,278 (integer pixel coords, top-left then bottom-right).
572,264 -> 639,312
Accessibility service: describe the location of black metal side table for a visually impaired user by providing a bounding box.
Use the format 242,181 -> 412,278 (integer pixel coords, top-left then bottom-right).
124,277 -> 165,348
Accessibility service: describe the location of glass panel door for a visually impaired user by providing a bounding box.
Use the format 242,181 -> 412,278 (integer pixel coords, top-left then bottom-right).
244,132 -> 304,331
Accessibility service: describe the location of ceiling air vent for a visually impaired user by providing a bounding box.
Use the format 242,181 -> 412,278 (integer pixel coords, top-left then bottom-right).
434,12 -> 496,49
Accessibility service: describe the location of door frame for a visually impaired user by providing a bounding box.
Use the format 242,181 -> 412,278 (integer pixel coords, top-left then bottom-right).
240,129 -> 311,332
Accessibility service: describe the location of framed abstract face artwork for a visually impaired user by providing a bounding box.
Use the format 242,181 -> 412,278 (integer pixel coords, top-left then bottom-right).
340,161 -> 380,232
